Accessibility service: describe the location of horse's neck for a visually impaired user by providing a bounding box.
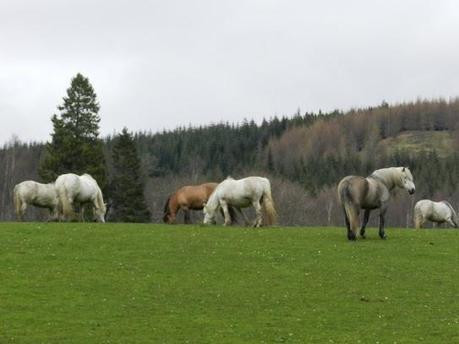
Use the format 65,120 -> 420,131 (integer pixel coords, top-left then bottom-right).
169,194 -> 180,214
206,191 -> 220,212
371,168 -> 397,190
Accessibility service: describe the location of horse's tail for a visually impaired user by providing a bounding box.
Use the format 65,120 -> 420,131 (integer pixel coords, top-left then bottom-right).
163,196 -> 171,223
13,185 -> 22,220
262,182 -> 277,226
338,178 -> 360,236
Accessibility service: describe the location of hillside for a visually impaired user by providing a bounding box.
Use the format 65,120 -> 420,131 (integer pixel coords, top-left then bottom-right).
379,130 -> 455,157
0,98 -> 458,225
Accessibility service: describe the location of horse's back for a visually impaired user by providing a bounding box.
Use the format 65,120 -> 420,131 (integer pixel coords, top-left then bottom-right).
55,173 -> 101,202
15,181 -> 37,201
15,180 -> 57,206
238,176 -> 271,192
55,173 -> 79,188
415,199 -> 432,210
216,176 -> 269,203
15,180 -> 36,192
337,175 -> 367,204
415,200 -> 451,221
177,183 -> 218,208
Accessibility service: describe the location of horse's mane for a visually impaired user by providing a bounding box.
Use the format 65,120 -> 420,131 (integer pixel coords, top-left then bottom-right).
206,187 -> 220,211
441,201 -> 457,216
162,195 -> 171,222
370,167 -> 412,191
82,173 -> 95,180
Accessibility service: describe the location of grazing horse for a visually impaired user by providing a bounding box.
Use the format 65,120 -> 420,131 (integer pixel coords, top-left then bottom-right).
203,176 -> 277,227
337,167 -> 415,240
414,200 -> 458,228
163,182 -> 238,224
55,173 -> 106,222
13,181 -> 59,221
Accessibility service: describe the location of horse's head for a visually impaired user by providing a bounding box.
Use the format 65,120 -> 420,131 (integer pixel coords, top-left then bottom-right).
452,208 -> 459,228
203,203 -> 216,225
94,203 -> 107,223
163,212 -> 176,224
453,215 -> 459,228
399,167 -> 415,195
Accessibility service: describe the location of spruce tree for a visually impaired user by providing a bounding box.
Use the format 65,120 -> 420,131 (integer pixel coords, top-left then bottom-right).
39,73 -> 106,188
110,128 -> 151,222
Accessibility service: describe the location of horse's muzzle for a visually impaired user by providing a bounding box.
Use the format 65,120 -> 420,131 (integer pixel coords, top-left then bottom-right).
409,188 -> 415,195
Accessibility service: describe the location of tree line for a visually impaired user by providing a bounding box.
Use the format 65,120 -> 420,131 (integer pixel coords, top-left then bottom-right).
1,74 -> 458,226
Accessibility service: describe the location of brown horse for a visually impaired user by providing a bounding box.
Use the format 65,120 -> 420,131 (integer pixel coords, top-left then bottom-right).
163,182 -> 238,224
337,167 -> 415,241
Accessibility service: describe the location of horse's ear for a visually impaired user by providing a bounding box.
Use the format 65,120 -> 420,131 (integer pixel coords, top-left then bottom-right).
402,167 -> 405,172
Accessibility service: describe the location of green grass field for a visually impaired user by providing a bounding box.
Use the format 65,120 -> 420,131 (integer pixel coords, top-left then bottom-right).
0,223 -> 457,343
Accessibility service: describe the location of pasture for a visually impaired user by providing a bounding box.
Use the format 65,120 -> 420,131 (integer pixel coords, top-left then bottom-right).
0,223 -> 457,343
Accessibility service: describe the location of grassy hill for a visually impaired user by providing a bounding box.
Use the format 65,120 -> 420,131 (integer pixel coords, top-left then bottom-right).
0,223 -> 457,343
380,130 -> 455,157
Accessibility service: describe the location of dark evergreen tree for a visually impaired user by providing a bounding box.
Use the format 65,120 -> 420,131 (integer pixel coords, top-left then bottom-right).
39,73 -> 106,188
110,128 -> 151,222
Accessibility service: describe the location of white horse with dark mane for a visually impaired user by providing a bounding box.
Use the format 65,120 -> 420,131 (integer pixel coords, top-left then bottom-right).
338,167 -> 416,240
203,176 -> 277,227
414,200 -> 458,228
13,181 -> 59,221
55,173 -> 106,222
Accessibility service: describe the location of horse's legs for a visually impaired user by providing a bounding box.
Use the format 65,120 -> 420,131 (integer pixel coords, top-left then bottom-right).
252,200 -> 263,227
414,215 -> 423,229
360,209 -> 371,238
79,204 -> 86,222
48,206 -> 59,222
66,198 -> 76,221
220,201 -> 231,226
238,208 -> 250,226
184,209 -> 191,224
19,202 -> 27,221
379,208 -> 387,239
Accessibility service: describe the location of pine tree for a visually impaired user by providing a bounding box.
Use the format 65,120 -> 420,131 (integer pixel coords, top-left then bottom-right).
110,128 -> 151,222
39,73 -> 106,188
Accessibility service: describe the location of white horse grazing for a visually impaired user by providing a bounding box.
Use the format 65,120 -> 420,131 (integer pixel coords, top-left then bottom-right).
55,173 -> 106,223
414,200 -> 458,228
13,181 -> 59,221
203,176 -> 277,227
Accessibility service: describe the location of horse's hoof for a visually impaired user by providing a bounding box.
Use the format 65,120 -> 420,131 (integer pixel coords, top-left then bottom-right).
360,234 -> 366,239
380,235 -> 387,240
347,231 -> 357,241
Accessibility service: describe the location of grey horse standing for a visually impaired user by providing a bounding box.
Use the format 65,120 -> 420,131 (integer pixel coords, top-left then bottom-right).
337,167 -> 415,240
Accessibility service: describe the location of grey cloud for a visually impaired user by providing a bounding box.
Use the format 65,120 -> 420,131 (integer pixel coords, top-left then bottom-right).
1,0 -> 458,143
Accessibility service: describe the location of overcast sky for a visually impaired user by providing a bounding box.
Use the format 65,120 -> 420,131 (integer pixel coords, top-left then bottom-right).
1,0 -> 458,144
